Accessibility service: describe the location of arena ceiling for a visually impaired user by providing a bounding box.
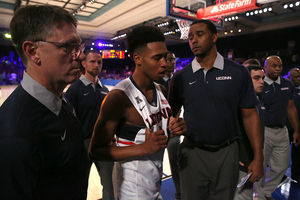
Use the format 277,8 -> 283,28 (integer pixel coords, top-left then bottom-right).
0,0 -> 299,45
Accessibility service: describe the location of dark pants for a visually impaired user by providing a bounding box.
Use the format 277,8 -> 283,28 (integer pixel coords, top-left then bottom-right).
167,136 -> 181,199
179,138 -> 239,200
292,144 -> 300,184
84,138 -> 114,200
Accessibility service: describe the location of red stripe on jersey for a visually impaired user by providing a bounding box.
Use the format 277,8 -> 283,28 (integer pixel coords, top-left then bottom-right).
117,139 -> 135,145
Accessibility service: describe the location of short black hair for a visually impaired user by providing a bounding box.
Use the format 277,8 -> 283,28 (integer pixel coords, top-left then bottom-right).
126,26 -> 165,58
246,65 -> 264,72
243,58 -> 261,67
190,20 -> 217,34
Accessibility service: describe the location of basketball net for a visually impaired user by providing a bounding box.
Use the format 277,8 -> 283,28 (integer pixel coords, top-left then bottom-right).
176,19 -> 192,40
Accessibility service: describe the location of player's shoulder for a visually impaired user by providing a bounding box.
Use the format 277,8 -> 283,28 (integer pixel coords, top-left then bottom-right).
104,89 -> 128,105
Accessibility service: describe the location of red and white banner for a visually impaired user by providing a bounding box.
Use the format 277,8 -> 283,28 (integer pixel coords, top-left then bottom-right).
197,0 -> 259,19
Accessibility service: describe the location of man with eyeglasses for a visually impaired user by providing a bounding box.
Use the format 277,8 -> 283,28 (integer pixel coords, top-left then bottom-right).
155,51 -> 181,200
0,5 -> 89,199
155,51 -> 176,92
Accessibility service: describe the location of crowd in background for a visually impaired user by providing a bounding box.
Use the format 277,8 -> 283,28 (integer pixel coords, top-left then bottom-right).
0,51 -> 299,86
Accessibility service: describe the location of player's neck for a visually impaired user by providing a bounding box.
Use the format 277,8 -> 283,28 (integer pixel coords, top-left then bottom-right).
132,73 -> 154,91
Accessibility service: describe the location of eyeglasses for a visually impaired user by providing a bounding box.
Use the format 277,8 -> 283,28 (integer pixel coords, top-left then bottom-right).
166,57 -> 176,62
35,40 -> 85,59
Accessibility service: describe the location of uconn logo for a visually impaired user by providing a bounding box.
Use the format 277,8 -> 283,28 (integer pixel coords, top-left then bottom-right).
145,107 -> 172,128
216,76 -> 232,80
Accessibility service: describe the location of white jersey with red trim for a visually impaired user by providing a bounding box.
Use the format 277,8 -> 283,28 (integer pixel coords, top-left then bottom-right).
112,77 -> 171,200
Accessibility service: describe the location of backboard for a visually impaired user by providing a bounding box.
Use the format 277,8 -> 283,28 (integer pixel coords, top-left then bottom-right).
166,0 -> 224,29
166,0 -> 206,22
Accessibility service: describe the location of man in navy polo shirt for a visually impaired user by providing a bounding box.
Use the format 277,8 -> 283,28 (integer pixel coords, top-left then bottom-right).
257,56 -> 300,200
65,50 -> 114,200
168,19 -> 264,200
234,65 -> 266,200
287,68 -> 300,185
156,51 -> 182,200
0,5 -> 89,199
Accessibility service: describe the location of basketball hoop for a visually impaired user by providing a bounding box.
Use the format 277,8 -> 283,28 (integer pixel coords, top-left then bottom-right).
176,19 -> 192,40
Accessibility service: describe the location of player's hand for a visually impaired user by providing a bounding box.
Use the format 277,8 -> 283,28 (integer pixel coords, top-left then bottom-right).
142,127 -> 167,155
247,158 -> 264,183
169,116 -> 187,137
293,131 -> 300,146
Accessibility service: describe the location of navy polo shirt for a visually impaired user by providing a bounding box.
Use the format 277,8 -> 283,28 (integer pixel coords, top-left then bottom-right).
169,53 -> 258,145
259,76 -> 294,128
0,72 -> 88,199
65,75 -> 109,139
155,75 -> 171,94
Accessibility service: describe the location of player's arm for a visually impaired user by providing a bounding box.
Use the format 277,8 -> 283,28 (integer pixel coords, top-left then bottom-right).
286,99 -> 300,146
88,90 -> 167,161
241,107 -> 264,183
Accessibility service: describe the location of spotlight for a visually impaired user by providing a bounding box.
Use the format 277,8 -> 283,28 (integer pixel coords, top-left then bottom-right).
230,29 -> 233,33
225,31 -> 228,35
228,18 -> 231,21
235,16 -> 238,19
225,18 -> 228,22
296,2 -> 300,6
290,3 -> 294,8
255,10 -> 258,14
238,28 -> 241,32
284,4 -> 288,9
268,7 -> 272,11
92,42 -> 95,45
232,16 -> 235,20
246,12 -> 249,16
259,10 -> 263,13
263,8 -> 267,12
4,33 -> 11,39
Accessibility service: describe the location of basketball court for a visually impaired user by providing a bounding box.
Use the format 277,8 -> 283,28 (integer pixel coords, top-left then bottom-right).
1,1 -> 299,199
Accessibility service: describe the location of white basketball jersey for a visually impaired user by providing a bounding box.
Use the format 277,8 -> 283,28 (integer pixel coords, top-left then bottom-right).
112,77 -> 171,200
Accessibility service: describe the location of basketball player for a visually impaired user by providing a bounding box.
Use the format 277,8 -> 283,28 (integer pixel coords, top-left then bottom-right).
89,26 -> 186,200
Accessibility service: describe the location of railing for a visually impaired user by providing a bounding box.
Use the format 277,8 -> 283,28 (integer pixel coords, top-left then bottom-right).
99,79 -> 122,86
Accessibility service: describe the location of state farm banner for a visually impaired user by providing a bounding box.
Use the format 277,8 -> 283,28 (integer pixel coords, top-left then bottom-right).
197,0 -> 259,19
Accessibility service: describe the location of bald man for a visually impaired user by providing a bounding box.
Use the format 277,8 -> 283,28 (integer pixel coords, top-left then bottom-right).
257,56 -> 300,200
287,68 -> 300,185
